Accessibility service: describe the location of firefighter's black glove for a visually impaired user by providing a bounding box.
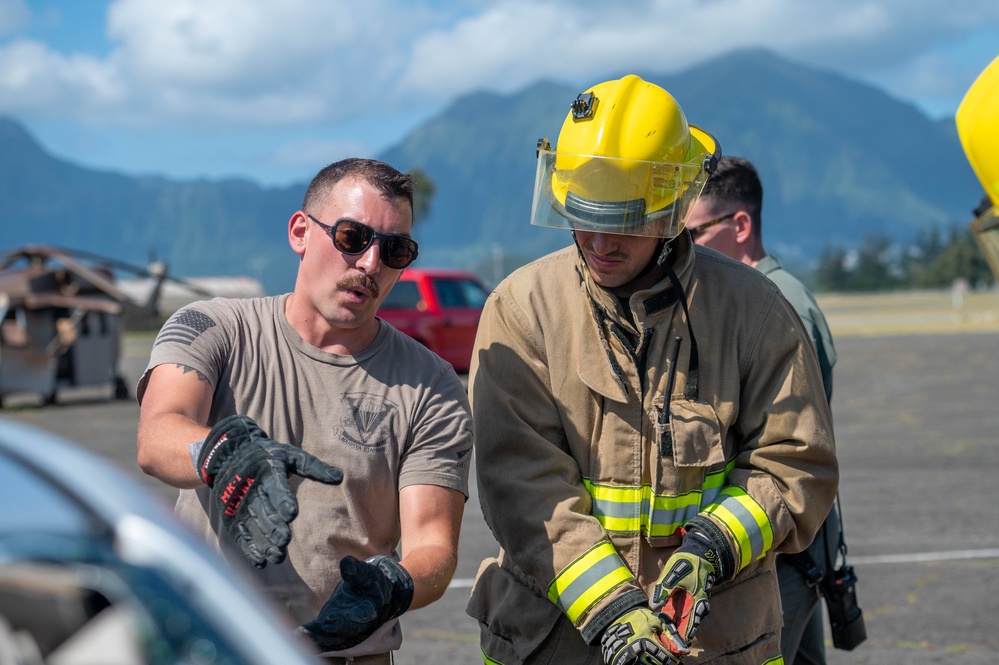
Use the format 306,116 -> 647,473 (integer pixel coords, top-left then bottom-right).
650,527 -> 722,646
298,555 -> 414,652
599,606 -> 688,665
198,414 -> 343,568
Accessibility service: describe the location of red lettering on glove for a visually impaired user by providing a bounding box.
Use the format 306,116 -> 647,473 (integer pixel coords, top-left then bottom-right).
219,474 -> 255,516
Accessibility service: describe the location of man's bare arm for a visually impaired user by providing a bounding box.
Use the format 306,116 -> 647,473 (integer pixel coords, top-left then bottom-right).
137,363 -> 214,488
398,484 -> 466,610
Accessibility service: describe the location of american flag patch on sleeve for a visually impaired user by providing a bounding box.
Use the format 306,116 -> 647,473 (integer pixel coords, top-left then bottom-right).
155,309 -> 217,346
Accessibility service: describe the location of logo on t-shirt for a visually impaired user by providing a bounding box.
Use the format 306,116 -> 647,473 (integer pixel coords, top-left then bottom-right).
335,393 -> 396,449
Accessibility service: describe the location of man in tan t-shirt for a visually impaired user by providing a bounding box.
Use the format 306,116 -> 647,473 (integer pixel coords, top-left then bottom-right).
136,158 -> 472,664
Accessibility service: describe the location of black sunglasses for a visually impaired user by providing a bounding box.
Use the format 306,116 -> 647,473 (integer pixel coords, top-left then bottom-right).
688,212 -> 737,239
308,215 -> 419,270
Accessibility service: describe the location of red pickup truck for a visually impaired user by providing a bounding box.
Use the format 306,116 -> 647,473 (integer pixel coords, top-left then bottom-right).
377,268 -> 491,373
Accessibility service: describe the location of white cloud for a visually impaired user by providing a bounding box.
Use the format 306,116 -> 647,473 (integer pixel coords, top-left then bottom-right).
0,40 -> 124,118
2,0 -> 998,129
106,0 -> 345,90
400,0 -> 999,116
0,0 -> 423,129
1,0 -> 997,182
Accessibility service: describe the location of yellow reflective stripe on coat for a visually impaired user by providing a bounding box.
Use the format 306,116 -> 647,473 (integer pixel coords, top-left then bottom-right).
702,486 -> 774,569
547,541 -> 634,624
481,647 -> 505,665
583,459 -> 735,536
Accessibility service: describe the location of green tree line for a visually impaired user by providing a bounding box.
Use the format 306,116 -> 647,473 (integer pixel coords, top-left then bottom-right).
812,224 -> 996,292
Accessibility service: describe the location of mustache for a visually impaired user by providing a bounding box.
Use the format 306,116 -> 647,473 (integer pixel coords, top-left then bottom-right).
337,273 -> 380,299
582,246 -> 626,261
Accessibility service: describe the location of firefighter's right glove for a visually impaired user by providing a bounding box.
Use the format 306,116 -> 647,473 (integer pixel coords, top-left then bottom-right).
198,414 -> 343,568
600,606 -> 688,665
650,527 -> 720,646
298,555 -> 414,652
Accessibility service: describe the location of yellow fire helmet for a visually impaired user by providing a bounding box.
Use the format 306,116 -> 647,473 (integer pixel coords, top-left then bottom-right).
530,74 -> 720,238
956,55 -> 999,280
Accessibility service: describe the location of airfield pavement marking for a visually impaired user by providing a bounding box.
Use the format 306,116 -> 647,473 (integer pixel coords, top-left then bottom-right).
442,547 -> 999,590
847,547 -> 999,566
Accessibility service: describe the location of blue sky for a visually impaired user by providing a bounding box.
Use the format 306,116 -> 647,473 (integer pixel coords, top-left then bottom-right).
1,0 -> 997,187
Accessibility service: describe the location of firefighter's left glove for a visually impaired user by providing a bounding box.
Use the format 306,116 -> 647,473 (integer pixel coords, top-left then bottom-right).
599,606 -> 688,665
650,527 -> 722,646
198,414 -> 344,568
298,555 -> 414,652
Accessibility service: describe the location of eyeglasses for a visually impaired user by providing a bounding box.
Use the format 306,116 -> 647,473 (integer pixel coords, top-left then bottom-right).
688,212 -> 737,240
308,215 -> 419,269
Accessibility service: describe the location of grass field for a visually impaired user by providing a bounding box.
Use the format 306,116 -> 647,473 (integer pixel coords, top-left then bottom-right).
818,287 -> 999,336
125,287 -> 999,339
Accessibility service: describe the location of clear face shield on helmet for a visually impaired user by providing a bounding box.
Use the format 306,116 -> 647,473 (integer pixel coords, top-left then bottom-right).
530,134 -> 717,238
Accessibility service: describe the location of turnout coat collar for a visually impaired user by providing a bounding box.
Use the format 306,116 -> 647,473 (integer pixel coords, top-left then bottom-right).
573,234 -> 693,404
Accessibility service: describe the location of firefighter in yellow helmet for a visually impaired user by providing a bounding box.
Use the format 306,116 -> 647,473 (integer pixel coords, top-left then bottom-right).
466,75 -> 838,665
957,55 -> 999,281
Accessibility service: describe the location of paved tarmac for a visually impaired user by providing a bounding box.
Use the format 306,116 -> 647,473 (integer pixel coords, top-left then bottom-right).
3,330 -> 998,664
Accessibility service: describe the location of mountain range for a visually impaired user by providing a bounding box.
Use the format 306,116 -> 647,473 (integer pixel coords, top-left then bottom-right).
0,48 -> 983,294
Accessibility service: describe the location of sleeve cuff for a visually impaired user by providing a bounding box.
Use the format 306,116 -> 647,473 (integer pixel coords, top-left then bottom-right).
684,515 -> 736,582
579,587 -> 648,646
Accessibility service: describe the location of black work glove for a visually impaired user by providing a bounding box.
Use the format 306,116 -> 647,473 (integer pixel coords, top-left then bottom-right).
198,414 -> 343,568
298,555 -> 414,652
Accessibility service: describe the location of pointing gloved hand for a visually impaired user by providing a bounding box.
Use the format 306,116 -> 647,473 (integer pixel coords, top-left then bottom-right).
599,606 -> 688,665
650,527 -> 721,646
198,414 -> 344,568
298,555 -> 415,652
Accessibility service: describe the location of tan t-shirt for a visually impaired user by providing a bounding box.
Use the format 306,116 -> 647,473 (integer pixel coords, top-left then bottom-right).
137,295 -> 472,656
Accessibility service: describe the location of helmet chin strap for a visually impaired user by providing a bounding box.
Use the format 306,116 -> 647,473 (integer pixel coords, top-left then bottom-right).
630,236 -> 673,283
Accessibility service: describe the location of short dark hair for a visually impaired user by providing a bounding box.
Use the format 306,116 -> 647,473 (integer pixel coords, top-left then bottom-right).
303,158 -> 414,215
700,156 -> 764,234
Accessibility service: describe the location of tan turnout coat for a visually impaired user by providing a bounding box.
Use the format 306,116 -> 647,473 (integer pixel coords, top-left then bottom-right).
467,235 -> 838,665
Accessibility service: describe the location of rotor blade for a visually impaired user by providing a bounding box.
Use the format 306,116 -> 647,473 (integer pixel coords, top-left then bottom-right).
51,246 -> 214,296
51,246 -> 161,278
32,246 -> 134,303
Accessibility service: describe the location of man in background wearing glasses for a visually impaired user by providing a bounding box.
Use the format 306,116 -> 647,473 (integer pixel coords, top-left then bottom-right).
686,156 -> 839,665
135,158 -> 472,664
